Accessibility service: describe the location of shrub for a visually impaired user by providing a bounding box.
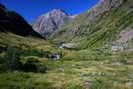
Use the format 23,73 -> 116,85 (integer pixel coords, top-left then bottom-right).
21,56 -> 47,73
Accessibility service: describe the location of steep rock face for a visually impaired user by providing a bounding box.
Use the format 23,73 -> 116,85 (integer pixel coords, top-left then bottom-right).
32,9 -> 75,39
0,4 -> 43,38
50,0 -> 133,49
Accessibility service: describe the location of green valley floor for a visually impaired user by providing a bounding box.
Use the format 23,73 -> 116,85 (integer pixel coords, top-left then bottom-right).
0,33 -> 133,89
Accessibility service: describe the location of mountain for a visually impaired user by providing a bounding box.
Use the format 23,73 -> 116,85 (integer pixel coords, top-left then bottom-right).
0,1 -> 133,89
0,4 -> 43,38
50,0 -> 133,49
32,9 -> 76,39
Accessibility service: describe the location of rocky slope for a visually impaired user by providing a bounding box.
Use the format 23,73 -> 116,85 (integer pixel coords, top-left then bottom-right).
0,4 -> 43,38
50,0 -> 133,49
32,9 -> 76,39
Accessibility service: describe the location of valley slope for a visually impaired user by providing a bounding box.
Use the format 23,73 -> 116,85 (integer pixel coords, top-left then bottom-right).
50,0 -> 133,50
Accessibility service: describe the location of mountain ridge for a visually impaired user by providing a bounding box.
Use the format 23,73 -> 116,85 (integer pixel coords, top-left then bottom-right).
0,4 -> 43,38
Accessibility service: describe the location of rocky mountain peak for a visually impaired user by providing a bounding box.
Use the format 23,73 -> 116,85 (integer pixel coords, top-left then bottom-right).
32,9 -> 75,39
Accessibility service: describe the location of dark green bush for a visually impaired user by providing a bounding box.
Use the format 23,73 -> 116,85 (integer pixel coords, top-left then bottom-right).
21,56 -> 47,73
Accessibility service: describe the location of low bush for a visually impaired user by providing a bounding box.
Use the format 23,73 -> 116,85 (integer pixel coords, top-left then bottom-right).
21,56 -> 47,73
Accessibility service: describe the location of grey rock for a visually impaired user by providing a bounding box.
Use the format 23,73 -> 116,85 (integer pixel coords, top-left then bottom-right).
91,72 -> 113,76
128,73 -> 133,79
59,43 -> 76,49
80,73 -> 89,78
91,72 -> 105,76
47,54 -> 61,61
58,66 -> 65,71
112,62 -> 122,66
125,82 -> 133,86
114,81 -> 133,87
113,82 -> 121,86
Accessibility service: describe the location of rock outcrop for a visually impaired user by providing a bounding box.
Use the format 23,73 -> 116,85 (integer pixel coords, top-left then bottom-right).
32,9 -> 76,39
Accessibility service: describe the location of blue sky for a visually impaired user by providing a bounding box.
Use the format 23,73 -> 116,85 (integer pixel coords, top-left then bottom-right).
0,0 -> 100,22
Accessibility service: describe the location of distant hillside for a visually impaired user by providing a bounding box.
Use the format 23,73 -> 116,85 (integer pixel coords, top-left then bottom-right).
0,4 -> 43,38
32,9 -> 76,39
50,0 -> 133,49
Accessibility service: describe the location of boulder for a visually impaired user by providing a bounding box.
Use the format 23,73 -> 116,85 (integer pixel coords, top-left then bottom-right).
47,54 -> 61,61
